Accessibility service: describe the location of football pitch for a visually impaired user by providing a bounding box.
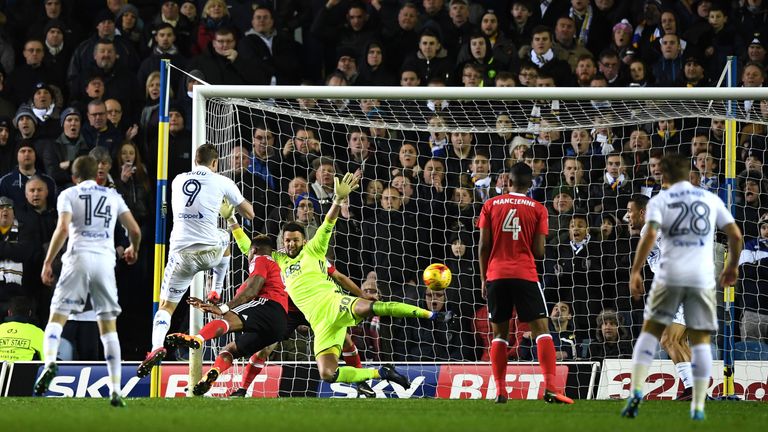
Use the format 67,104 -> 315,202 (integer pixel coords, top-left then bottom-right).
1,398 -> 765,432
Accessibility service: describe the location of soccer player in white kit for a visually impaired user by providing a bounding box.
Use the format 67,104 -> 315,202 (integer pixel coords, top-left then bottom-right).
33,156 -> 141,407
137,144 -> 254,377
627,194 -> 694,400
622,154 -> 742,421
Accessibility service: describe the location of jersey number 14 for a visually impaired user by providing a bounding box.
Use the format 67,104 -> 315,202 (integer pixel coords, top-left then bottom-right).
502,209 -> 521,240
79,195 -> 112,227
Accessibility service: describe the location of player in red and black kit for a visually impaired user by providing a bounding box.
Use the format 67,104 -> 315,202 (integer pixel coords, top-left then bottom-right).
478,162 -> 574,405
165,235 -> 289,396
227,262 -> 378,398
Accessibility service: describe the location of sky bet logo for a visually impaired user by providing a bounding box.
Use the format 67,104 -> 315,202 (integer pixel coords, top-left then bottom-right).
41,365 -> 148,397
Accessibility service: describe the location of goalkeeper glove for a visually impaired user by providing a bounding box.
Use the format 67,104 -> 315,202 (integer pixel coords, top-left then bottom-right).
219,200 -> 235,220
333,172 -> 360,205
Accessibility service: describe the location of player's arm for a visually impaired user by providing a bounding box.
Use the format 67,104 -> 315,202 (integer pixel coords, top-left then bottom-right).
330,269 -> 364,298
236,198 -> 255,221
478,225 -> 491,298
118,210 -> 141,264
532,233 -> 546,260
228,274 -> 266,309
221,199 -> 252,254
629,221 -> 659,300
41,212 -> 72,286
720,222 -> 743,287
325,171 -> 361,224
189,274 -> 266,316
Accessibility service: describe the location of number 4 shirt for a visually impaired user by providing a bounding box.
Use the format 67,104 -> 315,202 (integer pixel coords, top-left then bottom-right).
645,181 -> 734,289
478,192 -> 549,283
169,165 -> 245,254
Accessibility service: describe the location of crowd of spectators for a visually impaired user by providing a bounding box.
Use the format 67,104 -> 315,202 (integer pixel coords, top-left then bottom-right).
0,0 -> 767,363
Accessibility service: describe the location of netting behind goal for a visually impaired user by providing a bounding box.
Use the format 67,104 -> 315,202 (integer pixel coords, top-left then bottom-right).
195,87 -> 768,399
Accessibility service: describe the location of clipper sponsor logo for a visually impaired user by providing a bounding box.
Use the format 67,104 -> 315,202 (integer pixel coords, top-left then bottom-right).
82,231 -> 108,239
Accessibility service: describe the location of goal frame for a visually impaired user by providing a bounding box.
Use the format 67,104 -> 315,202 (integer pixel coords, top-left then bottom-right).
188,82 -> 768,396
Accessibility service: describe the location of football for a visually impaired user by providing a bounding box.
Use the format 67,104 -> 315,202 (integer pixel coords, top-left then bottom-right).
422,263 -> 452,291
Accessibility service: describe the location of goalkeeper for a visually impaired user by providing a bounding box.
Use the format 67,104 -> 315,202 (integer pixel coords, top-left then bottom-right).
273,171 -> 454,387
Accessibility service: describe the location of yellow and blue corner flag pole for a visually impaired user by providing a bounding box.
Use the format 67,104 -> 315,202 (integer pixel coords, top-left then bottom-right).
723,56 -> 738,400
151,59 -> 172,398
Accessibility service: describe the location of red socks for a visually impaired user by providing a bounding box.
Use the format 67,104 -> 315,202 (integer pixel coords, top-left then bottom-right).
490,339 -> 509,397
240,353 -> 266,390
536,334 -> 557,392
213,350 -> 234,374
198,319 -> 229,341
342,347 -> 362,368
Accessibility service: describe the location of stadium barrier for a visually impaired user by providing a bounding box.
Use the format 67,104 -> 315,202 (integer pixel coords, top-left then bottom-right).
2,361 -> 598,399
597,359 -> 768,401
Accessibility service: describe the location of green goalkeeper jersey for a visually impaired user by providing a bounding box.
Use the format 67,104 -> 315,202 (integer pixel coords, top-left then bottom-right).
272,218 -> 341,323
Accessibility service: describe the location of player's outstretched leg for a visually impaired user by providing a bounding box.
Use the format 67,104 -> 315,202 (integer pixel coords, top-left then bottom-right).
318,350 -> 410,389
370,300 -> 454,323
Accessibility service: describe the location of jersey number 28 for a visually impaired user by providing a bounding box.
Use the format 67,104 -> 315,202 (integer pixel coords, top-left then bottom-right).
668,200 -> 711,236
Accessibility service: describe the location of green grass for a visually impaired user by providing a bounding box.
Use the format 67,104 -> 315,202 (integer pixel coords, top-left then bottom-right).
0,398 -> 765,432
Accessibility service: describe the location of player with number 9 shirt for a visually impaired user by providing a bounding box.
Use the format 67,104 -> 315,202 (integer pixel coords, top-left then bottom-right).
478,162 -> 573,404
137,144 -> 255,377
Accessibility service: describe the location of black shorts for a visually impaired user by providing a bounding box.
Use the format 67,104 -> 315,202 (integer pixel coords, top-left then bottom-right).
232,298 -> 288,356
283,309 -> 310,340
486,278 -> 547,323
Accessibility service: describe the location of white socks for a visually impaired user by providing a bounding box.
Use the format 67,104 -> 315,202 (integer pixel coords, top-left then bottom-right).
101,332 -> 122,397
211,256 -> 230,297
691,344 -> 712,413
630,332 -> 658,394
151,310 -> 172,350
42,322 -> 63,365
675,362 -> 693,389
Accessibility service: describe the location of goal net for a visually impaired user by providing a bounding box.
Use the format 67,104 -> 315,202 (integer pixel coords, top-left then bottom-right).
190,85 -> 768,400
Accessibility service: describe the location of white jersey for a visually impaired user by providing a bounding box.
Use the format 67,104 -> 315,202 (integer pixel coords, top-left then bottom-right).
169,165 -> 245,254
640,223 -> 663,274
57,179 -> 130,258
645,181 -> 734,288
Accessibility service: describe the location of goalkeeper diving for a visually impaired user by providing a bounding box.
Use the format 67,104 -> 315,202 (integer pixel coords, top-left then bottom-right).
273,171 -> 454,387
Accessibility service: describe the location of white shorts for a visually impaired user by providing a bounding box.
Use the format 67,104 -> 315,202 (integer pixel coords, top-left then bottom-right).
160,229 -> 229,304
51,252 -> 121,320
672,304 -> 686,326
645,281 -> 716,331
